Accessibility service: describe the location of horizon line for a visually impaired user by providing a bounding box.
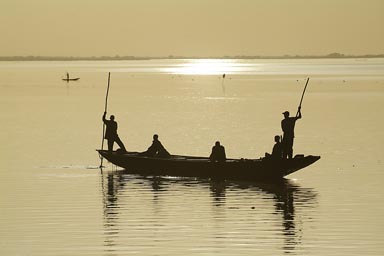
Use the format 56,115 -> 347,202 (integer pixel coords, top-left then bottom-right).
1,53 -> 384,61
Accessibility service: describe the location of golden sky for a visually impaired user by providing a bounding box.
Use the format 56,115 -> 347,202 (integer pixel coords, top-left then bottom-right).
1,0 -> 383,57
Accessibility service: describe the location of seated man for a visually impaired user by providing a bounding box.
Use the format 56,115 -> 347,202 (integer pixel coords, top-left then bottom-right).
210,141 -> 226,162
265,135 -> 283,160
141,134 -> 170,158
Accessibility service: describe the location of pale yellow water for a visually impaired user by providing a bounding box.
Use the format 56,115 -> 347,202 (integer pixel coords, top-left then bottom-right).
0,59 -> 384,255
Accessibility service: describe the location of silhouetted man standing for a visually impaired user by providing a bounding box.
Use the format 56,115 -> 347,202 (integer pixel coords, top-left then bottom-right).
281,107 -> 302,159
102,112 -> 126,153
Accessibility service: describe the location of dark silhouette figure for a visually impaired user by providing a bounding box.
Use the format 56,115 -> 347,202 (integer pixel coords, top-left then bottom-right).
142,134 -> 170,158
281,107 -> 302,159
102,112 -> 126,153
265,135 -> 283,159
62,72 -> 80,82
210,141 -> 226,162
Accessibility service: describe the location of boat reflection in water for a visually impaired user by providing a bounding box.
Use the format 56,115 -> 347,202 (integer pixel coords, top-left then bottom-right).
100,170 -> 317,255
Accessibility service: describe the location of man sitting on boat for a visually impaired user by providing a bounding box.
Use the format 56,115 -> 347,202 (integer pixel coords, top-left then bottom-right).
102,112 -> 127,153
210,141 -> 226,162
141,134 -> 170,158
265,135 -> 283,160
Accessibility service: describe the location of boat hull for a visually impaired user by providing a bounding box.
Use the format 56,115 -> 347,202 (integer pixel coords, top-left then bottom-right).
97,150 -> 320,181
62,78 -> 80,81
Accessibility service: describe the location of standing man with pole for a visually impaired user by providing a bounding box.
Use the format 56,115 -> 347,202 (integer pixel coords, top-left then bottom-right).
281,107 -> 302,159
281,78 -> 309,159
102,112 -> 127,153
99,73 -> 127,168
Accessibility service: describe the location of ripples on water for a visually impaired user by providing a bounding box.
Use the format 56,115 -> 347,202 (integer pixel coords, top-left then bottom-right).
99,171 -> 317,255
1,59 -> 384,255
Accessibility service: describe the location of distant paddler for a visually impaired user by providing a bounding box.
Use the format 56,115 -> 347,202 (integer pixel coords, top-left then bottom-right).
62,72 -> 80,81
102,112 -> 127,153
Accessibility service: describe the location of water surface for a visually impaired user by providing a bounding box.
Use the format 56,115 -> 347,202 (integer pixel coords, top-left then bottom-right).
1,59 -> 384,255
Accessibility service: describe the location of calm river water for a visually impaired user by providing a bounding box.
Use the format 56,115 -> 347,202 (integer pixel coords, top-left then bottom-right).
1,59 -> 384,255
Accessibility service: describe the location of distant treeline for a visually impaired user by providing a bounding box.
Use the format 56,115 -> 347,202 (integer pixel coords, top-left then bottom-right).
1,53 -> 383,61
0,56 -> 151,61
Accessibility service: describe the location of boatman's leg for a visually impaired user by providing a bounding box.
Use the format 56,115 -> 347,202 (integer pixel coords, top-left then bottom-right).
107,139 -> 114,153
287,137 -> 294,159
115,135 -> 127,152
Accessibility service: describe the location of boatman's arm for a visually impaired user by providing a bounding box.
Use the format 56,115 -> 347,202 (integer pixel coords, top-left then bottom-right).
102,111 -> 107,123
296,107 -> 302,119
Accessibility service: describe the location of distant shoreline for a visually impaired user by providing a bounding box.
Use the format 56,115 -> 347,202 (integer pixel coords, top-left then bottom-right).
0,53 -> 383,61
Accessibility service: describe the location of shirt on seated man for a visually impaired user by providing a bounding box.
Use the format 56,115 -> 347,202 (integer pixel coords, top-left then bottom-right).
210,141 -> 226,162
141,134 -> 170,158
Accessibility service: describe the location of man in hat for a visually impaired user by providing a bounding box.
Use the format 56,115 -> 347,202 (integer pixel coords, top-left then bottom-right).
281,107 -> 302,159
102,111 -> 127,153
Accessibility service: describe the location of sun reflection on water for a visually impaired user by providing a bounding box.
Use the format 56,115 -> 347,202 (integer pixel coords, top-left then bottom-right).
163,59 -> 253,75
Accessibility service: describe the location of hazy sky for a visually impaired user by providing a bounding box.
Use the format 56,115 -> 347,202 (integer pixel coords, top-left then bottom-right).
1,0 -> 383,57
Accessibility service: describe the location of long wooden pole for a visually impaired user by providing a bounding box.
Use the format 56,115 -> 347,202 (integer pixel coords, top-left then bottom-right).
100,72 -> 111,168
296,77 -> 310,117
104,72 -> 111,113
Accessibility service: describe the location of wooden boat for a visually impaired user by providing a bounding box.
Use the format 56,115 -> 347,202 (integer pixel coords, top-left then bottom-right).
62,72 -> 80,81
62,77 -> 80,81
97,150 -> 320,181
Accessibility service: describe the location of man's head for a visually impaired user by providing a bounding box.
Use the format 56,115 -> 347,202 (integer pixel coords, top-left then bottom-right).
153,134 -> 159,140
274,135 -> 280,142
282,111 -> 289,118
215,141 -> 221,146
110,115 -> 115,121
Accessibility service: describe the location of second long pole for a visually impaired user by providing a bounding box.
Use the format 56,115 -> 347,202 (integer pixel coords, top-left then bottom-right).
100,72 -> 111,168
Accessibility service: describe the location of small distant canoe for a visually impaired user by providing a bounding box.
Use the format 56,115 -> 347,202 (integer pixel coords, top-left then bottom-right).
62,78 -> 80,81
97,150 -> 320,181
